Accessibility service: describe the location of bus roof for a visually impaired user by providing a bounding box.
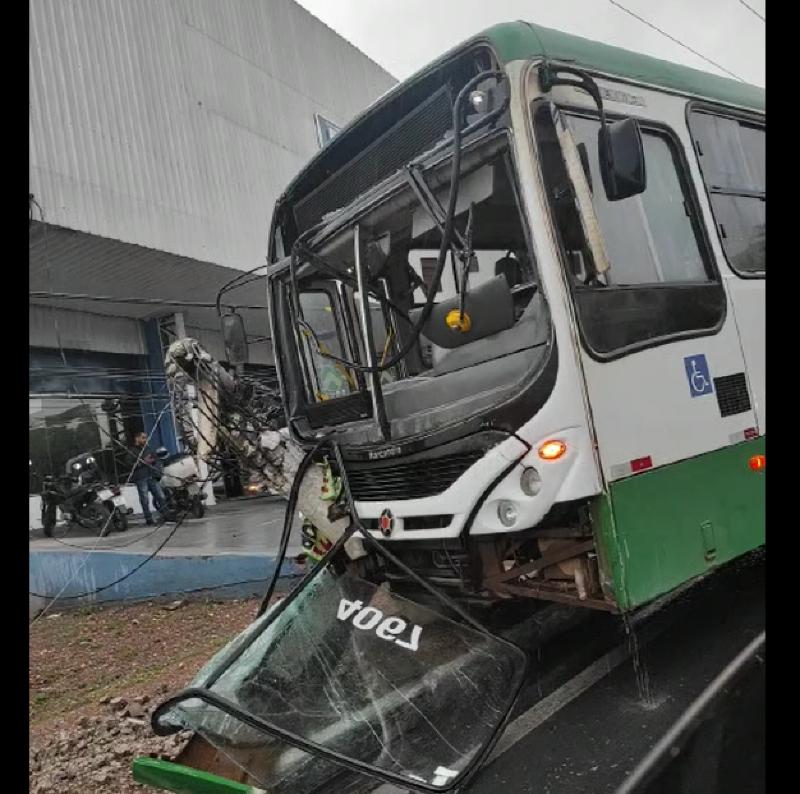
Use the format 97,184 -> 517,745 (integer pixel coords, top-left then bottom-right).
271,21 -> 763,249
481,21 -> 764,112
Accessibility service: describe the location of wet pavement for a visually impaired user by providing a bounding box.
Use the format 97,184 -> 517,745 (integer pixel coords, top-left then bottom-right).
315,552 -> 765,794
466,553 -> 764,793
29,497 -> 307,614
29,496 -> 302,557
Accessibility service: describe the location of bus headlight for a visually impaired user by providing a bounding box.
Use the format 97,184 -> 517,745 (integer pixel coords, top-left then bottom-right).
520,467 -> 542,496
497,500 -> 518,527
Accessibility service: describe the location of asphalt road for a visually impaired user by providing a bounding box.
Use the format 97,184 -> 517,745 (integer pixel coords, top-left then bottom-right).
326,551 -> 765,794
467,552 -> 764,793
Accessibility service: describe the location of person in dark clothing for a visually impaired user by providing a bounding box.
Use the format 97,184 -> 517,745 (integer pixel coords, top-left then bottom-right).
129,432 -> 166,525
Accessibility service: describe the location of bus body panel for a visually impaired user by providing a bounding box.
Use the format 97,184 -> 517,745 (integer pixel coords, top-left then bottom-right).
527,75 -> 759,481
725,279 -> 764,433
595,437 -> 765,610
516,65 -> 764,609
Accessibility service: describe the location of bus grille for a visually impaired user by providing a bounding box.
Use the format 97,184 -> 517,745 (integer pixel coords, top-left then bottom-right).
346,450 -> 483,502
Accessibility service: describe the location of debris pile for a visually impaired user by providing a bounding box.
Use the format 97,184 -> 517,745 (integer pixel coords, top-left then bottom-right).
30,687 -> 192,794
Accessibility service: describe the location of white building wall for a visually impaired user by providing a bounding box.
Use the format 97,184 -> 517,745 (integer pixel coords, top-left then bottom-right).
29,0 -> 395,272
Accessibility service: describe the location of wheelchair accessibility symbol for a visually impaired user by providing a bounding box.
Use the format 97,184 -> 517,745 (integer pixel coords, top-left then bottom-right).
684,354 -> 714,398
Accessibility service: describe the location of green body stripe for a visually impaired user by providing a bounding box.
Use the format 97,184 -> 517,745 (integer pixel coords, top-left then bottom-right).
132,757 -> 259,794
595,438 -> 765,610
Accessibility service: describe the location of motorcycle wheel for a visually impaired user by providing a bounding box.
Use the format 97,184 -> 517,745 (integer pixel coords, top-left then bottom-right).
191,496 -> 205,519
113,509 -> 129,532
81,503 -> 113,537
42,504 -> 57,537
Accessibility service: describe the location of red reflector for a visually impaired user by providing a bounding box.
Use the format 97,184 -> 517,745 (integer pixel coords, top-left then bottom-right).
744,427 -> 758,440
749,454 -> 765,472
630,456 -> 653,473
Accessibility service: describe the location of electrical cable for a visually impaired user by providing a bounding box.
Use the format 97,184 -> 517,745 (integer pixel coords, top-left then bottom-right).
31,402 -> 238,604
43,522 -> 169,551
31,499 -> 193,602
256,442 -> 324,617
737,0 -> 765,22
29,290 -> 266,312
30,403 -> 174,621
607,1 -> 746,82
31,198 -> 294,619
215,263 -> 270,317
30,198 -> 213,619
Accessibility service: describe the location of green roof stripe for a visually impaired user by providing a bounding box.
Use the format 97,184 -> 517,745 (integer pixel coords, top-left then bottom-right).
479,21 -> 764,112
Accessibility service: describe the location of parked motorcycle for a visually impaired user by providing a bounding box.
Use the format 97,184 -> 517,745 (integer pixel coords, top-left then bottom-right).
39,454 -> 131,537
156,448 -> 207,519
70,453 -> 132,531
95,482 -> 132,531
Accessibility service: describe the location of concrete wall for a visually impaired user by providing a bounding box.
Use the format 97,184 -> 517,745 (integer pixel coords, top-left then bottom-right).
29,0 -> 396,272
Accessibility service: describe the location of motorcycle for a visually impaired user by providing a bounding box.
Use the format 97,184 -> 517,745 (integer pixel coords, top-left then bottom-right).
156,448 -> 207,519
95,482 -> 132,531
39,454 -> 131,537
71,453 -> 132,532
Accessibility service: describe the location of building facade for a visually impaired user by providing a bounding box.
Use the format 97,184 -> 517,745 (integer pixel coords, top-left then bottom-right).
29,0 -> 395,503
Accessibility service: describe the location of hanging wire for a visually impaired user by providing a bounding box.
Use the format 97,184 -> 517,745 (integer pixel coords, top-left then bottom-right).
29,290 -> 267,311
29,400 -> 173,623
737,0 -> 765,22
607,0 -> 747,82
29,198 -> 219,617
30,196 -> 289,620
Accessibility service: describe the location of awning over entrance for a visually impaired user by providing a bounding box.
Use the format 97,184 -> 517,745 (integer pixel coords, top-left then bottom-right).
29,221 -> 272,364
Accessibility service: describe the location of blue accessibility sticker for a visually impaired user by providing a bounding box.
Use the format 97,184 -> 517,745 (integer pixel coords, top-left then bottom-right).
684,354 -> 714,398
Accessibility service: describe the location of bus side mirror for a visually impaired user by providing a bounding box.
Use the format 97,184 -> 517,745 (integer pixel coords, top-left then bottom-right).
599,118 -> 646,201
221,311 -> 249,365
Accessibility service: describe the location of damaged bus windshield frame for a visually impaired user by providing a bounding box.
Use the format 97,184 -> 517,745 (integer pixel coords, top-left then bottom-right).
270,120 -> 548,446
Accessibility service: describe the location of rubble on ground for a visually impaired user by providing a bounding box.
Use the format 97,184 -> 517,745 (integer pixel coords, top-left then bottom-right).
30,689 -> 193,794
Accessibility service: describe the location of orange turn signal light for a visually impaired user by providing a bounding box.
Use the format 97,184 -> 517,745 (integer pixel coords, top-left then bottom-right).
538,440 -> 567,461
749,454 -> 765,472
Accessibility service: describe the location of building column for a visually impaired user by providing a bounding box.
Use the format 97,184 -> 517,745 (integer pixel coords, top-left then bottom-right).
142,318 -> 178,453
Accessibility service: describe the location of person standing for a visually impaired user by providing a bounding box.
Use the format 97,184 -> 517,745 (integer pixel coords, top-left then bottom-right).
129,432 -> 166,525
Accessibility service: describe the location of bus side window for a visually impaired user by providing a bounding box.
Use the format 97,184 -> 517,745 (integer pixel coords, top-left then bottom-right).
565,114 -> 711,286
533,101 -> 724,358
688,110 -> 765,277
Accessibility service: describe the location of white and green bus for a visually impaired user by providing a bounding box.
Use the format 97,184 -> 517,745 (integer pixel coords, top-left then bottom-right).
139,22 -> 765,794
265,21 -> 765,613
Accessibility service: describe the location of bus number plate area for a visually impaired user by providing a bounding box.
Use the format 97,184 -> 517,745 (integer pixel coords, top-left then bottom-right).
337,598 -> 423,651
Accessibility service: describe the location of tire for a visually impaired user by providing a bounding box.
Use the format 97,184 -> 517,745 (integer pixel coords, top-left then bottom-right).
191,496 -> 205,519
81,503 -> 113,537
42,504 -> 57,538
113,509 -> 129,532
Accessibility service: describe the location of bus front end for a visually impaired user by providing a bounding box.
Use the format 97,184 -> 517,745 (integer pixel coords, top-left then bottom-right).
267,41 -> 614,613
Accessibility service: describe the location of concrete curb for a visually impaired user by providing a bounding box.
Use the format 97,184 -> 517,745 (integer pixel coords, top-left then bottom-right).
29,549 -> 303,606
